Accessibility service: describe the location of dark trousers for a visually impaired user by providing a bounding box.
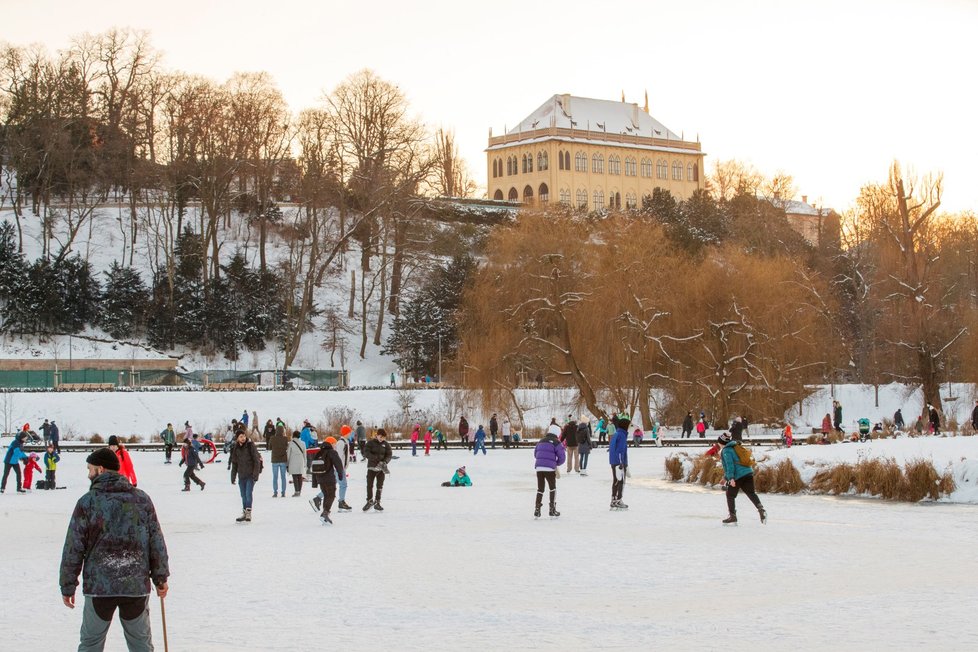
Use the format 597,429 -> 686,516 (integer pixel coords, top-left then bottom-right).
682,428 -> 691,438
535,471 -> 556,507
1,463 -> 22,491
183,466 -> 203,487
502,436 -> 511,449
726,473 -> 763,514
611,465 -> 626,500
45,469 -> 56,489
436,439 -> 447,450
490,433 -> 497,448
164,444 -> 174,462
292,474 -> 303,494
51,438 -> 60,454
366,469 -> 386,502
317,480 -> 336,515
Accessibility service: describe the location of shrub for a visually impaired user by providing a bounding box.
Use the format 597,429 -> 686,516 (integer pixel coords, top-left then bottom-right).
903,459 -> 945,501
89,434 -> 104,444
664,456 -> 683,481
809,463 -> 855,495
125,435 -> 140,444
688,456 -> 724,485
754,459 -> 804,494
854,458 -> 905,499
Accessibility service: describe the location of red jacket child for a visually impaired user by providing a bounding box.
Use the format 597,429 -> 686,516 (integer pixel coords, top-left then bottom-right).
23,453 -> 42,490
423,427 -> 433,456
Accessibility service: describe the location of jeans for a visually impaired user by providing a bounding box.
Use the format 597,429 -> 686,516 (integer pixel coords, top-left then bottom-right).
335,469 -> 347,502
580,450 -> 590,470
490,433 -> 496,448
411,442 -> 417,456
271,462 -> 287,494
79,595 -> 154,652
238,476 -> 255,509
473,440 -> 486,455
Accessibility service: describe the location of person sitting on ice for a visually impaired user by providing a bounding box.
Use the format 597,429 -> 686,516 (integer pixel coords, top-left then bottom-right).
872,422 -> 884,435
441,466 -> 472,487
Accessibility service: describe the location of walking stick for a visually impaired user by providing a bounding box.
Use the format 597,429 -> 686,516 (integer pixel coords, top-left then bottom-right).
160,595 -> 169,652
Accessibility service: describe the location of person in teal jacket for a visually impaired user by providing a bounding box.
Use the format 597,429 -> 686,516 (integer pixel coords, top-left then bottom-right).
718,433 -> 766,526
441,466 -> 472,487
2,432 -> 28,493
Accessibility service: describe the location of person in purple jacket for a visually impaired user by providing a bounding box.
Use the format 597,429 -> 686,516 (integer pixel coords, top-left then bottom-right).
609,414 -> 630,510
533,430 -> 566,518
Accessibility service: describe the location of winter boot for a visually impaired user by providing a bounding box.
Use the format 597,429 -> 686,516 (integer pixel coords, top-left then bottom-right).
244,508 -> 252,522
235,510 -> 248,523
292,491 -> 300,497
722,513 -> 738,526
182,484 -> 191,492
534,505 -> 541,518
200,482 -> 206,491
758,507 -> 767,524
373,501 -> 384,511
310,496 -> 323,513
273,492 -> 278,498
320,512 -> 333,525
362,499 -> 374,512
338,501 -> 352,512
549,503 -> 560,518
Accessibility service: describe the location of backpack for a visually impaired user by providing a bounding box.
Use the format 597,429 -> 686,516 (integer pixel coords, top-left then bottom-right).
733,442 -> 755,468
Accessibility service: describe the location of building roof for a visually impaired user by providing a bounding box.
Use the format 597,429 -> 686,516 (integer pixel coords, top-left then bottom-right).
506,94 -> 684,142
767,197 -> 834,216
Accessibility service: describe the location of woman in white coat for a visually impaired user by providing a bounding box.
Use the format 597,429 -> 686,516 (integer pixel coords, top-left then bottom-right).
286,431 -> 307,496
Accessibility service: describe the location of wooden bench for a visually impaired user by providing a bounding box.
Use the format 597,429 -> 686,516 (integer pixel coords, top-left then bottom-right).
57,383 -> 115,391
205,382 -> 258,391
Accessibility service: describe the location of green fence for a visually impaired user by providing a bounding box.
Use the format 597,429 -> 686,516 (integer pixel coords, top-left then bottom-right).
0,368 -> 349,389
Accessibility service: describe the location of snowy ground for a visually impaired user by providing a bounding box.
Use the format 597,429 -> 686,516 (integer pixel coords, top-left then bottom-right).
2,445 -> 977,651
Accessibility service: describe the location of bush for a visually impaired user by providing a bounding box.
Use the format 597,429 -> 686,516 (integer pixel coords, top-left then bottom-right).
754,459 -> 805,494
903,458 -> 944,501
854,458 -> 905,499
664,456 -> 684,481
809,463 -> 855,495
89,434 -> 104,444
688,456 -> 724,485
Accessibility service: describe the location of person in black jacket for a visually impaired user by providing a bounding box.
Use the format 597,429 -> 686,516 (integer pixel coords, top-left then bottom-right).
309,439 -> 345,524
894,408 -> 905,431
970,400 -> 978,433
576,416 -> 593,476
729,416 -> 745,442
262,420 -> 276,450
179,439 -> 205,491
229,431 -> 262,522
928,404 -> 941,435
681,412 -> 693,439
362,429 -> 392,512
489,414 -> 499,449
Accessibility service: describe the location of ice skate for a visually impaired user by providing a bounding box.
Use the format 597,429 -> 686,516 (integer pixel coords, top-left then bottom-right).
235,510 -> 248,523
758,508 -> 767,524
310,496 -> 322,513
362,499 -> 374,512
181,485 -> 190,492
534,505 -> 541,519
722,514 -> 738,526
549,503 -> 560,518
320,513 -> 333,525
338,501 -> 352,512
244,508 -> 252,521
373,502 -> 384,511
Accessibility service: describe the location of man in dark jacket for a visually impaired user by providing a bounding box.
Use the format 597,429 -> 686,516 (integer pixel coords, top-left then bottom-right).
489,414 -> 499,449
458,416 -> 470,450
894,409 -> 905,431
363,429 -> 392,511
60,447 -> 169,650
229,430 -> 262,522
180,438 -> 206,491
928,404 -> 941,435
560,416 -> 580,473
729,416 -> 745,442
576,417 -> 593,476
49,420 -> 61,453
268,425 -> 289,497
309,439 -> 346,524
355,420 -> 367,457
40,419 -> 52,444
681,412 -> 694,438
262,419 -> 276,450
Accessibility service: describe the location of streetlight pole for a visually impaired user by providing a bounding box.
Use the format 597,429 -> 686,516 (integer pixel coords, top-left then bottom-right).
438,335 -> 442,384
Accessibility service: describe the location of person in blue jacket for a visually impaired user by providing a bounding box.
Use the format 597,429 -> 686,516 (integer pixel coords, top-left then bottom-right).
300,420 -> 317,472
609,414 -> 630,510
718,433 -> 766,525
2,432 -> 28,493
472,425 -> 487,455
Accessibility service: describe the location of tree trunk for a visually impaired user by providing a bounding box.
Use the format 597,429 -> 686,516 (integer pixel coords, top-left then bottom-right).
388,218 -> 406,316
348,269 -> 356,318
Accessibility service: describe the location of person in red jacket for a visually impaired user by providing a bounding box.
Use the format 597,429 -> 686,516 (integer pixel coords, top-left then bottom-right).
23,452 -> 42,490
423,427 -> 433,456
107,436 -> 138,487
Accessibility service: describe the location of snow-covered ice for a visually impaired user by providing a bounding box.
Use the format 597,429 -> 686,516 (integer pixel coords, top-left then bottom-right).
2,444 -> 976,651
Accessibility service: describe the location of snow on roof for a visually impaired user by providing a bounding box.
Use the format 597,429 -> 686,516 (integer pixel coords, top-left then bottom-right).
766,197 -> 833,216
487,135 -> 705,157
506,94 -> 684,142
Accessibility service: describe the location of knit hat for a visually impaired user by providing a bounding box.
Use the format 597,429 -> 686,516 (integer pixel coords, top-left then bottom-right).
717,433 -> 731,444
325,436 -> 337,445
86,447 -> 120,471
107,435 -> 120,447
457,466 -> 466,474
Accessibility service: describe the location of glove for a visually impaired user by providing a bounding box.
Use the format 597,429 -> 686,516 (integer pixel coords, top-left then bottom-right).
625,467 -> 631,479
614,465 -> 624,481
555,468 -> 561,479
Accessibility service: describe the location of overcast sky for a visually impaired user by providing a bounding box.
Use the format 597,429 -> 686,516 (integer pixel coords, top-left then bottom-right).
2,0 -> 975,212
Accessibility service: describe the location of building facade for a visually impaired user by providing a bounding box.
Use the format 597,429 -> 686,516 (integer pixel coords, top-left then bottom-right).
487,94 -> 704,210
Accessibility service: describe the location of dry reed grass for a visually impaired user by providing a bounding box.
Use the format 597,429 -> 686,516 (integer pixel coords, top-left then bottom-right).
664,456 -> 684,481
853,458 -> 905,499
89,433 -> 104,443
809,463 -> 856,495
754,459 -> 805,494
687,455 -> 725,485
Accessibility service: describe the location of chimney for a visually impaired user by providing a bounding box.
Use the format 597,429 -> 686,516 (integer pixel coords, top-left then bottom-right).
560,94 -> 571,117
632,104 -> 640,128
802,194 -> 808,205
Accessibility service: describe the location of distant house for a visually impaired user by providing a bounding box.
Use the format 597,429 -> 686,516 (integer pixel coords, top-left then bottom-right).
767,195 -> 840,248
487,94 -> 705,211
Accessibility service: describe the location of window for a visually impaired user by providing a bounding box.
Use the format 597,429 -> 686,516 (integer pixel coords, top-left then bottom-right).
563,151 -> 570,170
656,159 -> 668,179
559,188 -> 571,205
538,151 -> 548,171
506,158 -> 511,176
521,154 -> 527,174
593,189 -> 604,209
592,153 -> 604,174
624,157 -> 636,177
608,155 -> 620,175
576,188 -> 587,209
558,152 -> 564,170
693,163 -> 699,182
625,193 -> 637,209
494,189 -> 504,200
539,183 -> 549,203
687,163 -> 693,181
672,161 -> 682,180
508,187 -> 518,201
575,151 -> 587,172
528,154 -> 533,173
641,158 -> 652,177
523,185 -> 534,204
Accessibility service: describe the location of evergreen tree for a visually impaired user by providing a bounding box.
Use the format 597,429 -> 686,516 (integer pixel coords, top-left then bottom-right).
55,255 -> 100,332
99,262 -> 149,339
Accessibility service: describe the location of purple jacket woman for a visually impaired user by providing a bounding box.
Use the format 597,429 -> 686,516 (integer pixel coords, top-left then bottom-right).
532,434 -> 566,518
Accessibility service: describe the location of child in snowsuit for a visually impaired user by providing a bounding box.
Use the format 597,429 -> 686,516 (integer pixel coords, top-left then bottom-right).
43,444 -> 60,489
410,424 -> 420,456
435,429 -> 447,451
23,453 -> 42,491
179,439 -> 206,491
442,466 -> 472,486
424,427 -> 433,456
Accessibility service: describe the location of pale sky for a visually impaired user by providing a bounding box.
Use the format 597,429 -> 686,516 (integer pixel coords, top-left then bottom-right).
2,0 -> 976,212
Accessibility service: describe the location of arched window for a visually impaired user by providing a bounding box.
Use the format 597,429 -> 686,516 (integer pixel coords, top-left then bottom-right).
558,152 -> 564,170
563,151 -> 570,170
672,161 -> 682,180
641,158 -> 652,177
575,151 -> 587,172
592,154 -> 604,174
494,189 -> 504,200
608,155 -> 620,175
539,183 -> 549,203
613,192 -> 621,209
541,151 -> 548,171
523,185 -> 534,204
576,188 -> 588,209
593,189 -> 604,209
693,163 -> 699,182
521,154 -> 527,174
492,159 -> 498,178
508,187 -> 519,201
625,192 -> 637,209
559,188 -> 571,204
687,163 -> 693,181
656,159 -> 667,179
528,153 -> 533,173
506,158 -> 511,176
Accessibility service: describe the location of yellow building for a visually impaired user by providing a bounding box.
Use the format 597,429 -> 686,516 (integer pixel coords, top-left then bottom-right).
487,94 -> 705,210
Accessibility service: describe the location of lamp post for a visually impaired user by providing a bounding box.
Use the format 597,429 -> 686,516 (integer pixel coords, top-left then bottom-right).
438,335 -> 442,384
